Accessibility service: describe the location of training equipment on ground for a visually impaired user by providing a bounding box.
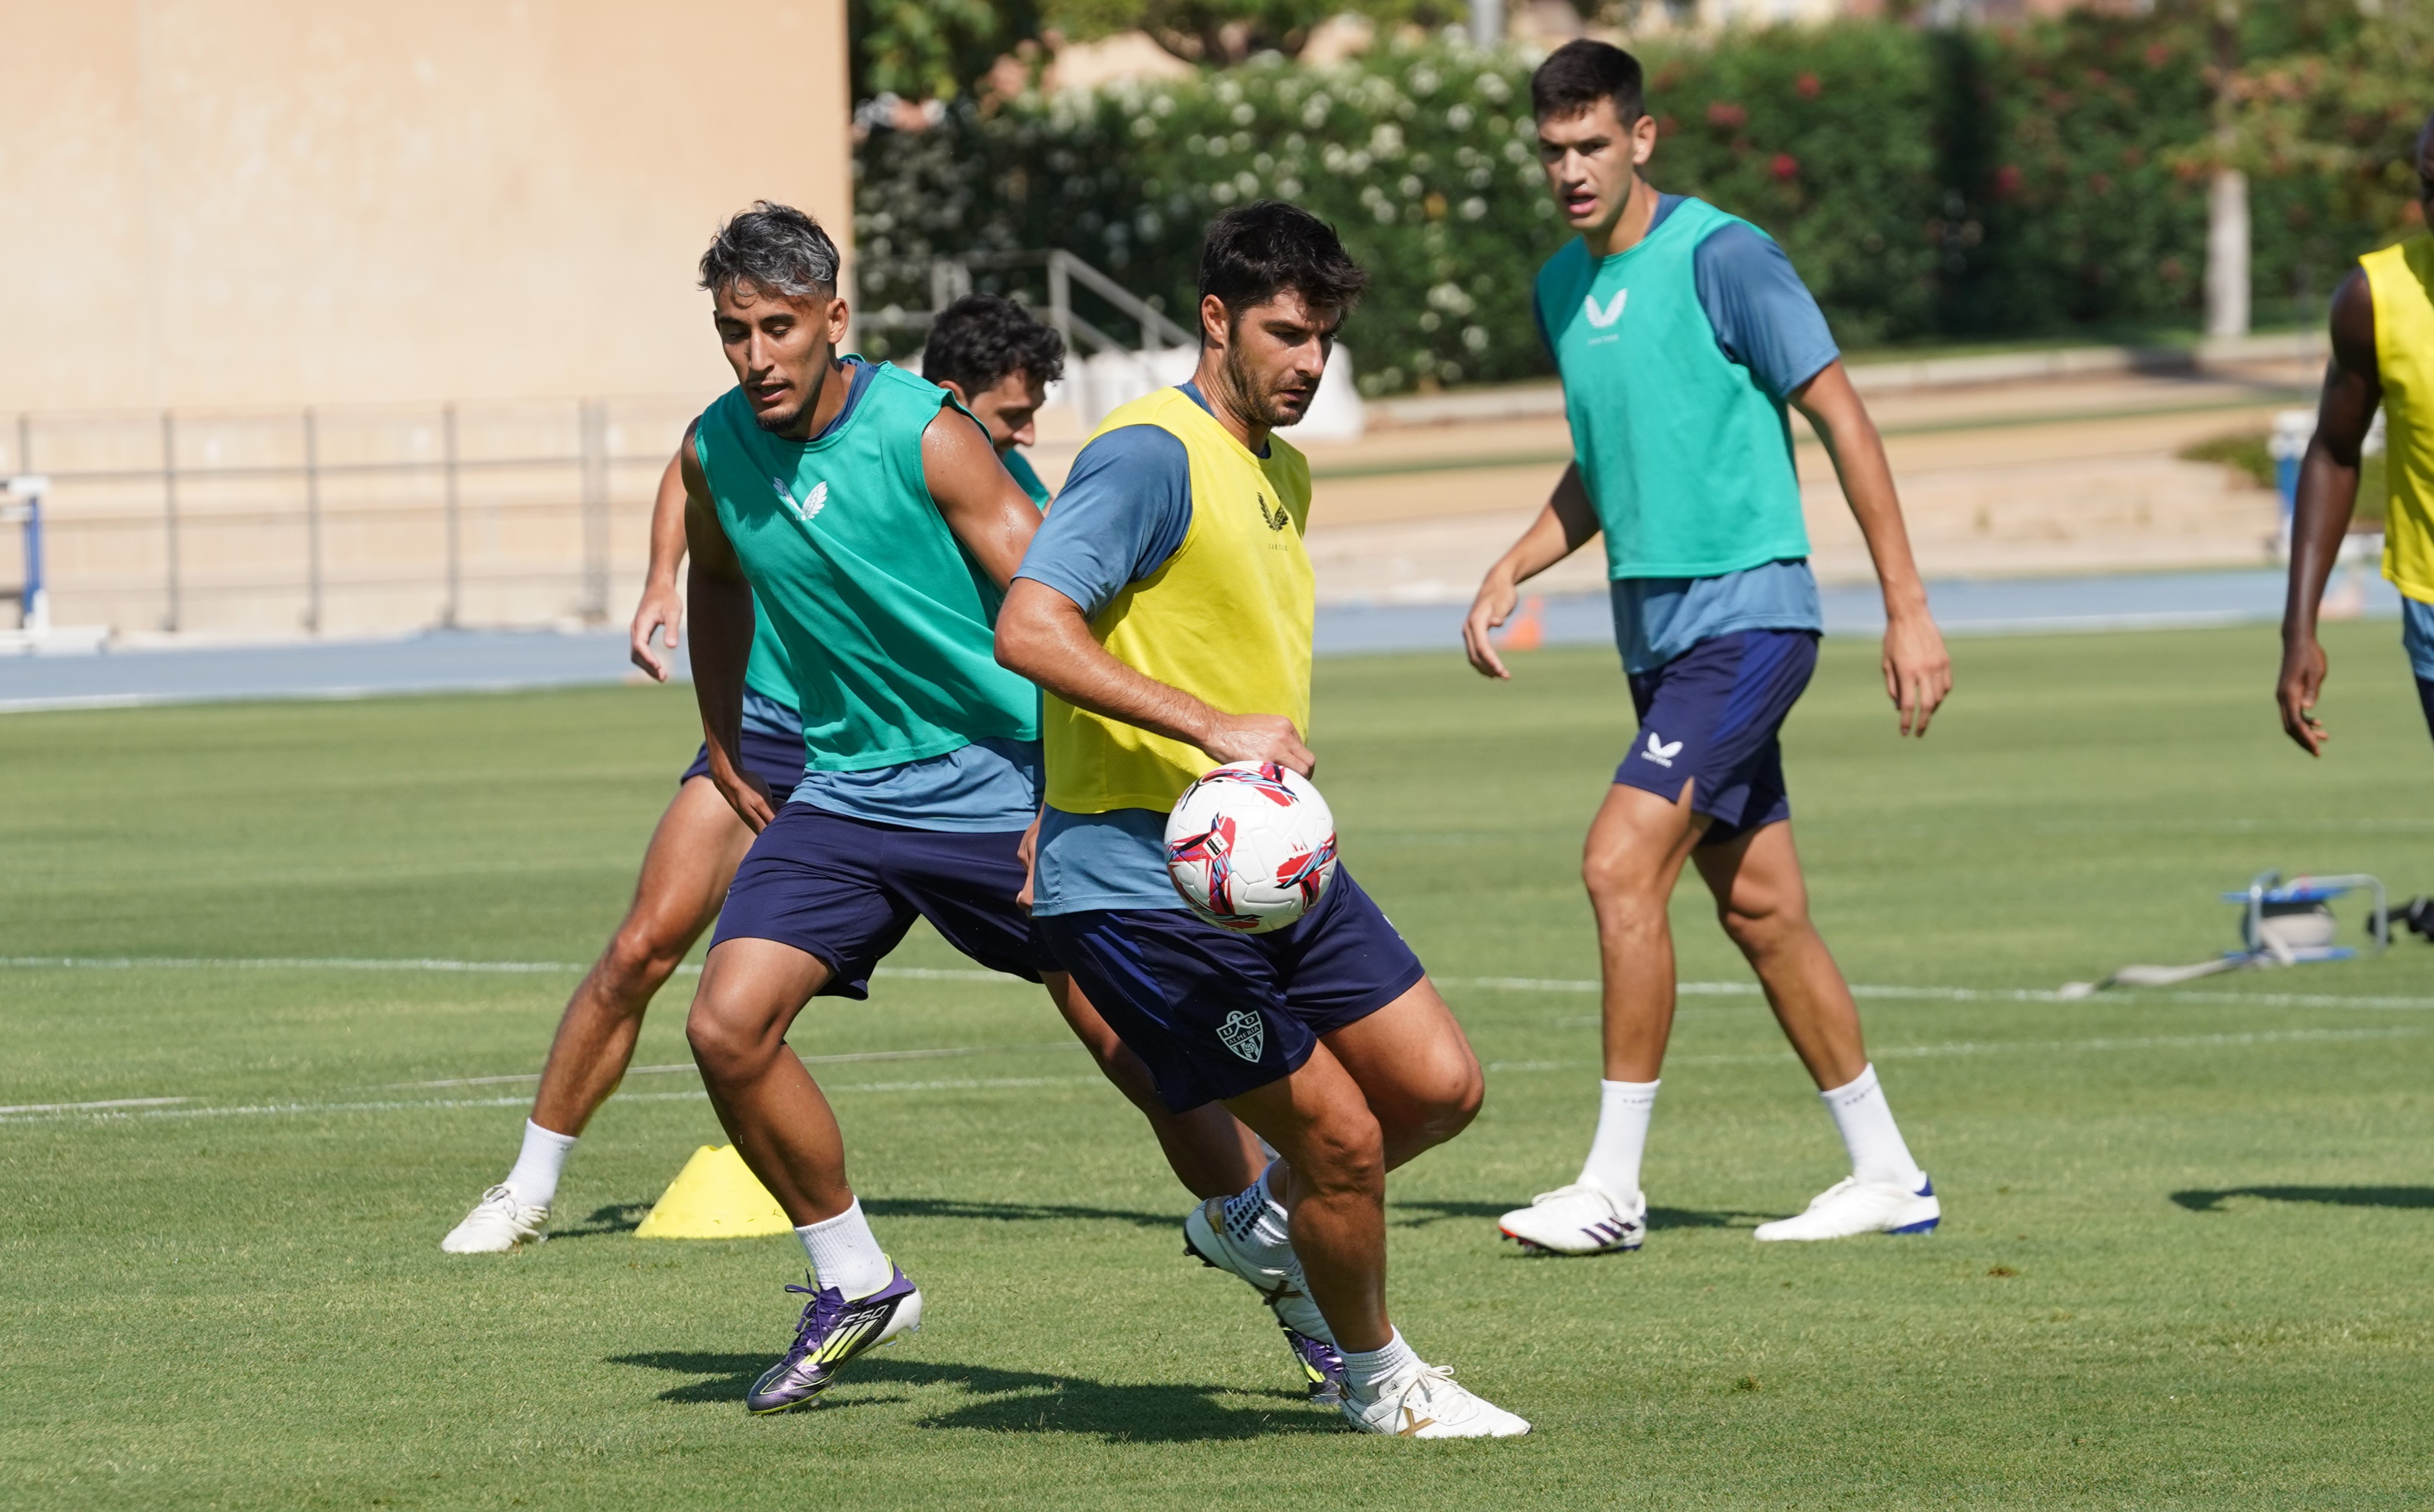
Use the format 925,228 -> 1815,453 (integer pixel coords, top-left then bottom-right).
1752,1175 -> 1941,1241
1342,1362 -> 1532,1439
2059,870 -> 2390,997
633,1144 -> 792,1239
1163,762 -> 1338,933
745,1265 -> 924,1415
439,1183 -> 551,1253
1496,1183 -> 1647,1256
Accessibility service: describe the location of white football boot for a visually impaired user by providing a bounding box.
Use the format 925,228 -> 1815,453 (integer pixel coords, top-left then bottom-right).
1497,1183 -> 1646,1255
1752,1175 -> 1939,1242
440,1184 -> 551,1253
1342,1361 -> 1532,1439
1182,1195 -> 1333,1342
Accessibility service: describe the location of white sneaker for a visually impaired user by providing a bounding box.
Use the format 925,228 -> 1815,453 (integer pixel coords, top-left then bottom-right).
441,1184 -> 551,1253
1342,1361 -> 1531,1439
1182,1196 -> 1332,1343
1752,1175 -> 1939,1242
1497,1183 -> 1646,1255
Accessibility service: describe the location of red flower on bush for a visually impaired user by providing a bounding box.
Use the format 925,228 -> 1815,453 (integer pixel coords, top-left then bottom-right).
2088,172 -> 2112,195
1706,100 -> 1748,130
2144,42 -> 2171,68
1993,164 -> 2023,198
1770,153 -> 1800,182
1796,72 -> 1821,100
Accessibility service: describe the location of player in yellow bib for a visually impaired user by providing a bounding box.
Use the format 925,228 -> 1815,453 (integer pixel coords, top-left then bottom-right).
997,203 -> 1527,1438
2279,111 -> 2434,753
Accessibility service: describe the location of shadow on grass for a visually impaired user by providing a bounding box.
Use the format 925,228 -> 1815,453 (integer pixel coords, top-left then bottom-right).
2172,1185 -> 2434,1214
551,1202 -> 654,1239
1391,1198 -> 1750,1232
609,1351 -> 1326,1440
861,1196 -> 1174,1229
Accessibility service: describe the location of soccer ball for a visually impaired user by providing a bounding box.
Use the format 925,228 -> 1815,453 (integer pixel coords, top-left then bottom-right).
1163,762 -> 1339,934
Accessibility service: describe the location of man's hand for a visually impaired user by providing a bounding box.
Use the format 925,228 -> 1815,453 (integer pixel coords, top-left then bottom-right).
2277,634 -> 2330,756
1016,810 -> 1042,911
1198,711 -> 1316,775
1882,609 -> 1952,737
1463,572 -> 1521,681
629,579 -> 684,681
710,765 -> 777,833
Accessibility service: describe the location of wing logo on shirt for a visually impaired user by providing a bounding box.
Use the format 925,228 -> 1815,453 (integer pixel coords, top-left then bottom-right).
771,477 -> 830,524
1256,491 -> 1292,533
1583,289 -> 1629,329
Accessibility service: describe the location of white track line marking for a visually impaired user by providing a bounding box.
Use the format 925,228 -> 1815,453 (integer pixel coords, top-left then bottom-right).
1486,1024 -> 2426,1074
377,1043 -> 1082,1090
0,1095 -> 193,1114
10,956 -> 2433,1012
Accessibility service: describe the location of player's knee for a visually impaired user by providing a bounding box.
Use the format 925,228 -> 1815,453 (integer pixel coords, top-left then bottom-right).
1716,893 -> 1804,956
683,993 -> 765,1081
604,922 -> 688,999
1584,857 -> 1668,923
1294,1108 -> 1386,1196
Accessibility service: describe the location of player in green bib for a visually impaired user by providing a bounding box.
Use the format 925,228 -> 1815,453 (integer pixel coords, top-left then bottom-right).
673,205 -> 1262,1415
438,296 -> 1078,1256
1467,42 -> 1954,1255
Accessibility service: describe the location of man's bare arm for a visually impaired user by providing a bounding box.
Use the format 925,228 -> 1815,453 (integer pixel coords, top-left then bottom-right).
680,428 -> 774,830
1790,360 -> 1951,737
630,450 -> 691,681
995,579 -> 1316,774
2277,269 -> 2383,757
1462,463 -> 1600,680
923,408 -> 1043,589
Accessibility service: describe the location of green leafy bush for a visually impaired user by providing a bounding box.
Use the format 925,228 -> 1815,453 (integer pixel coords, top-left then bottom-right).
852,17 -> 2405,393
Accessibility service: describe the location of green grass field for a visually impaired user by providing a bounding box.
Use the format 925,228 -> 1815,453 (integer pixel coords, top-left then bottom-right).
4,621 -> 2432,1508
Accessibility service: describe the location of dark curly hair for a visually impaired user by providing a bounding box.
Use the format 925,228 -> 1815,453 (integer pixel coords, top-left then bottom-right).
922,294 -> 1067,396
1197,201 -> 1368,331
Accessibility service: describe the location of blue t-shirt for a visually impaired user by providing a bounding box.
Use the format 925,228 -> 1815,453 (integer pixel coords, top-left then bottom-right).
1547,196 -> 1837,673
766,357 -> 1044,832
1016,383 -> 1234,914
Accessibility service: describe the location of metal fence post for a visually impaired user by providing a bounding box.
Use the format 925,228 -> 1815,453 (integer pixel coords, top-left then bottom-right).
442,404 -> 462,628
160,411 -> 181,633
579,399 -> 609,623
303,406 -> 323,635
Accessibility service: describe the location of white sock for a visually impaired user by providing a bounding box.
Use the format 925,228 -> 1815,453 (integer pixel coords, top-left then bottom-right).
1820,1064 -> 1925,1189
1219,1168 -> 1292,1264
503,1120 -> 578,1208
1341,1329 -> 1420,1398
797,1199 -> 892,1299
1577,1079 -> 1659,1201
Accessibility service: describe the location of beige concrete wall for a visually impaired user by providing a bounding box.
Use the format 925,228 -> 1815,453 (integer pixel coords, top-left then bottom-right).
0,0 -> 852,414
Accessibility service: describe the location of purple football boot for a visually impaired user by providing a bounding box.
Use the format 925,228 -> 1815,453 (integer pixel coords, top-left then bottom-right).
1280,1320 -> 1347,1406
744,1265 -> 923,1415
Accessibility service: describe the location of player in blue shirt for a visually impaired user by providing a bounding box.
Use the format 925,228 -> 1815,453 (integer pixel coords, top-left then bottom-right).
1467,41 -> 1954,1254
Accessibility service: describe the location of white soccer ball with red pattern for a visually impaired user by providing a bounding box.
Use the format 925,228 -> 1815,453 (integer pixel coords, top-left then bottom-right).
1163,762 -> 1339,934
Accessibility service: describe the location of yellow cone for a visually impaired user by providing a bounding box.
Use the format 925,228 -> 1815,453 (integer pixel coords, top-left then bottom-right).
633,1144 -> 793,1239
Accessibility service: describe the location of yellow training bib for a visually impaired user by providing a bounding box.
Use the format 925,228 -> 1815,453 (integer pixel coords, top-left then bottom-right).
1043,387 -> 1315,814
2363,233 -> 2434,603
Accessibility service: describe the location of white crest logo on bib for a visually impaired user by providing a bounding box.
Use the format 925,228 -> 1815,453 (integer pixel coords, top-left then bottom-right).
773,477 -> 831,524
1583,290 -> 1629,329
1217,1009 -> 1266,1063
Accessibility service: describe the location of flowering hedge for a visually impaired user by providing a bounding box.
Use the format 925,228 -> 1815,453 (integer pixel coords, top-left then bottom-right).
853,17 -> 2398,393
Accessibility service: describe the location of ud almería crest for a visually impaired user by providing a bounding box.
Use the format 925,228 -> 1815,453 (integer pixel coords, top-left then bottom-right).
1217,1009 -> 1265,1062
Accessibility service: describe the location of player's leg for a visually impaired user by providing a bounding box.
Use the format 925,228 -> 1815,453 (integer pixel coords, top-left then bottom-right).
1692,819 -> 1937,1241
1041,969 -> 1267,1198
683,811 -> 926,1414
441,776 -> 752,1254
1221,1029 -> 1525,1439
1496,779 -> 1704,1256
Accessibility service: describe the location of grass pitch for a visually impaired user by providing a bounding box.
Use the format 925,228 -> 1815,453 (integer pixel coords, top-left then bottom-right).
3,621 -> 2432,1509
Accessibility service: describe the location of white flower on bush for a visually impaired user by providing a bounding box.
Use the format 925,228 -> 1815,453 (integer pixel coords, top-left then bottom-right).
1447,104 -> 1475,130
1462,325 -> 1490,352
1300,92 -> 1332,127
1370,123 -> 1405,158
1231,103 -> 1256,126
1460,196 -> 1488,219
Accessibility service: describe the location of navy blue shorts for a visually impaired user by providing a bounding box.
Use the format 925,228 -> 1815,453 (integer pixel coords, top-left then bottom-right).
681,728 -> 805,808
710,806 -> 1054,998
1034,867 -> 1426,1113
1616,628 -> 1818,845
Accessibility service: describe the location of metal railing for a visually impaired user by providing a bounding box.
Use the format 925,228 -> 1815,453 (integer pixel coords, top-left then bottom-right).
1,396 -> 701,641
864,248 -> 1191,368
